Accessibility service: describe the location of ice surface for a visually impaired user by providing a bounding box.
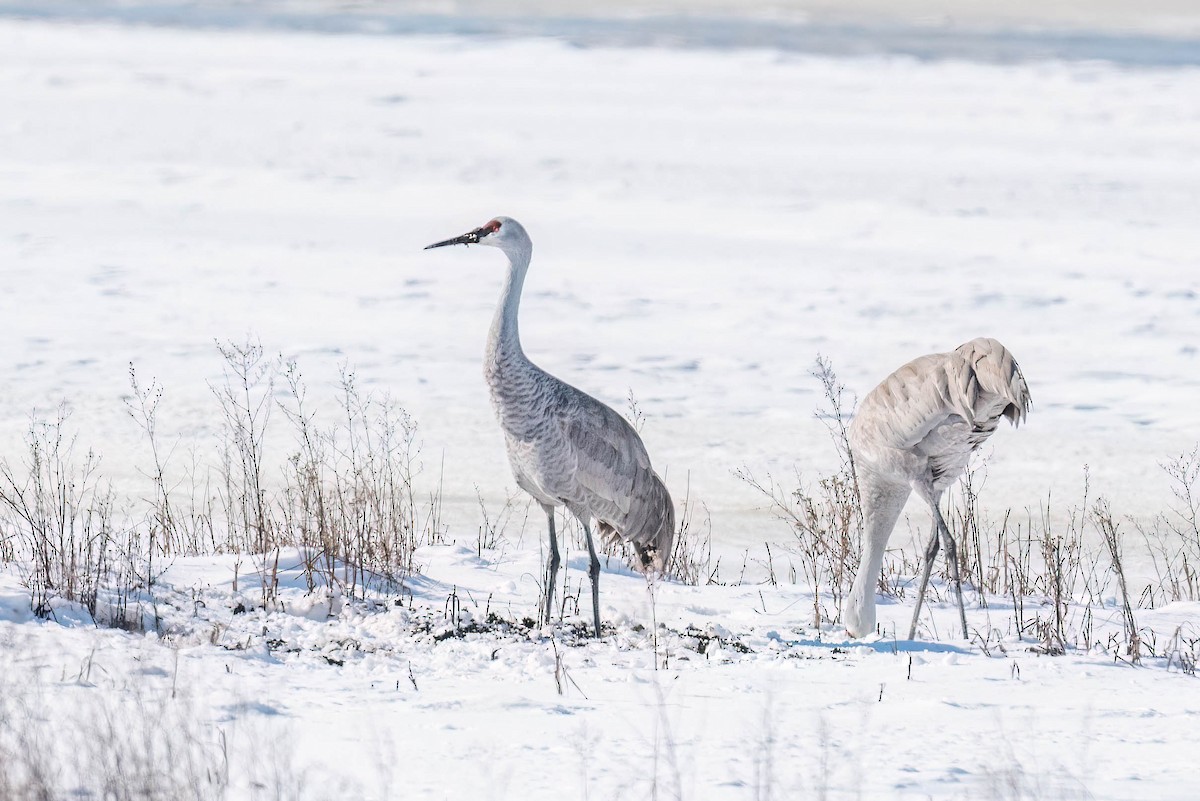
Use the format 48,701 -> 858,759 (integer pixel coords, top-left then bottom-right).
6,0 -> 1200,62
1,17 -> 1197,550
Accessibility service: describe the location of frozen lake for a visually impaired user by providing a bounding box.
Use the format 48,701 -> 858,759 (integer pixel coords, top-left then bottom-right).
1,14 -> 1199,553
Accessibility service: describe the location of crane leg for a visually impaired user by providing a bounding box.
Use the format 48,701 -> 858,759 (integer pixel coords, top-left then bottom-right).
582,521 -> 602,637
908,519 -> 940,640
543,506 -> 560,625
932,505 -> 970,640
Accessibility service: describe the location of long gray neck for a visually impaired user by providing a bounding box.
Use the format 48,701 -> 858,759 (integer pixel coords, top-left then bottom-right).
486,239 -> 533,364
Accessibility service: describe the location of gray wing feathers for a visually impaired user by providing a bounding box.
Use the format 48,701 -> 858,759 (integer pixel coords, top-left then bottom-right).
851,338 -> 1031,457
489,350 -> 676,573
851,353 -> 970,453
560,395 -> 676,571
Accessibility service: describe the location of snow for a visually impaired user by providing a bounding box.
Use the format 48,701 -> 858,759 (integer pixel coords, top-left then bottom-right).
3,546 -> 1198,799
1,9 -> 1199,800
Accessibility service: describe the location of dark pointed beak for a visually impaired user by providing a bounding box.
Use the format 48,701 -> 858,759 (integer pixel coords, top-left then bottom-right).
424,227 -> 484,250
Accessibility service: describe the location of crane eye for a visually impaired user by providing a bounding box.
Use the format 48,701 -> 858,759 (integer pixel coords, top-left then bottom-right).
483,219 -> 502,234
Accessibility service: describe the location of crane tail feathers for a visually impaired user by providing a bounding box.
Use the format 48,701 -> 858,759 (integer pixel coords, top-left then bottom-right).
602,471 -> 675,577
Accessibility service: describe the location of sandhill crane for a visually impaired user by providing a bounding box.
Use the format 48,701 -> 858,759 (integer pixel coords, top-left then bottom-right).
425,217 -> 675,637
842,337 -> 1031,641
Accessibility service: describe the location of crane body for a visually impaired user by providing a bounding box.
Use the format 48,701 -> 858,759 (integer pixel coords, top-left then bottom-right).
843,337 -> 1031,640
426,217 -> 674,636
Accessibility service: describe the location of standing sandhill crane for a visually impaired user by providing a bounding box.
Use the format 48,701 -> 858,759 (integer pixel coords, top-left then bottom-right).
842,337 -> 1031,641
425,217 -> 675,637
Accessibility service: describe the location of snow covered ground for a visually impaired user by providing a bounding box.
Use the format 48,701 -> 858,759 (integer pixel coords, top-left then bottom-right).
1,9 -> 1199,800
3,543 -> 1198,799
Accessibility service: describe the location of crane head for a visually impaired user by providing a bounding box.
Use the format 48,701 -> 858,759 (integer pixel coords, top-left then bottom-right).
424,217 -> 524,251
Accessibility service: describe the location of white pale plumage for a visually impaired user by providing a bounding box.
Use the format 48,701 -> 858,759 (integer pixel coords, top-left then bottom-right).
426,217 -> 675,637
843,337 -> 1031,640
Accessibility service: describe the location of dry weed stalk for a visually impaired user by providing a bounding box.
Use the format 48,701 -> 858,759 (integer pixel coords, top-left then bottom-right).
666,475 -> 714,585
1093,499 -> 1140,662
211,339 -> 275,559
277,361 -> 438,597
734,356 -> 862,628
1137,448 -> 1200,605
0,407 -> 117,621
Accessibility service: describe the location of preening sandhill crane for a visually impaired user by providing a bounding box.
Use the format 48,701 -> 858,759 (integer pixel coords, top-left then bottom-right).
425,217 -> 675,637
842,337 -> 1031,641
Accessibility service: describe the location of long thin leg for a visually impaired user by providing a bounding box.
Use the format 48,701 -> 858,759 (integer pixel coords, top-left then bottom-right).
932,504 -> 969,640
908,519 -> 940,640
581,521 -> 602,637
543,506 -> 560,625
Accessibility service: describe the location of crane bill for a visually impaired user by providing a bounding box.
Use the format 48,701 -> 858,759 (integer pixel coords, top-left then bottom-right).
424,229 -> 481,249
